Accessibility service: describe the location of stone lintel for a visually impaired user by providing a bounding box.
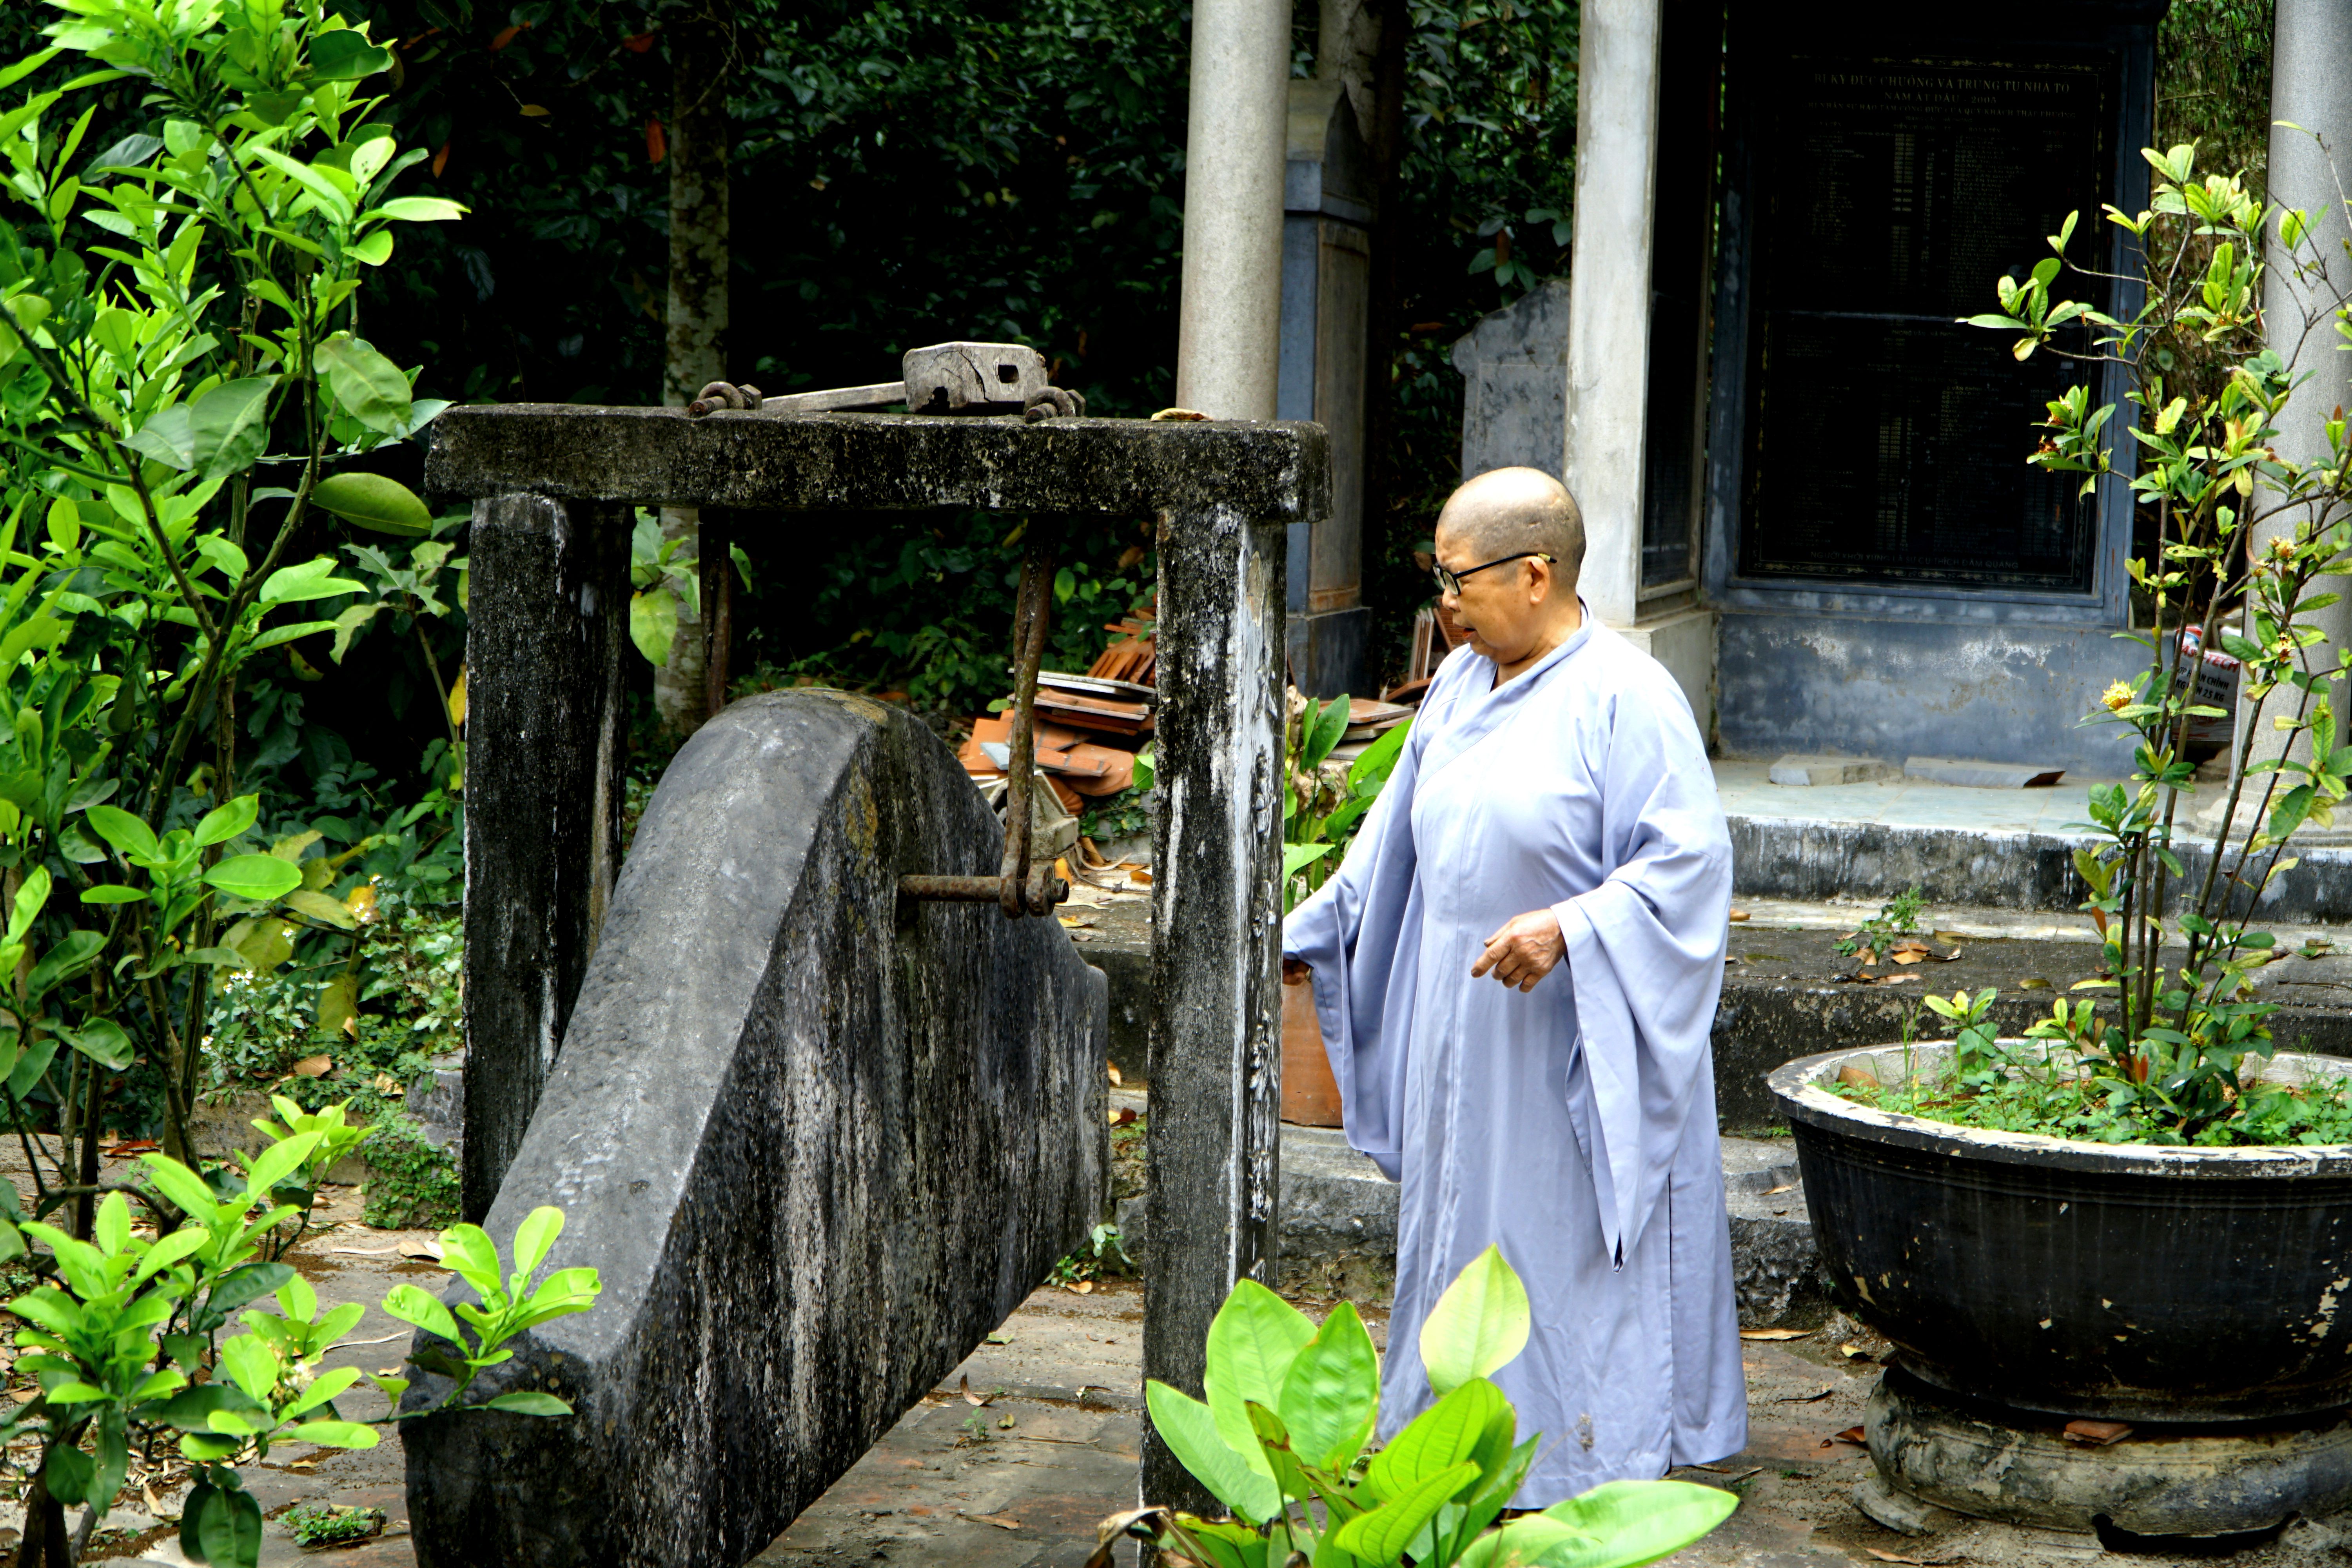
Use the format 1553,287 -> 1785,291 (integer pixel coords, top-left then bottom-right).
423,406 -> 1330,522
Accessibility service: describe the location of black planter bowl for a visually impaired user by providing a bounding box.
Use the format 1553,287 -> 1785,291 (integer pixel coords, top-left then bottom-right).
1770,1043 -> 2352,1423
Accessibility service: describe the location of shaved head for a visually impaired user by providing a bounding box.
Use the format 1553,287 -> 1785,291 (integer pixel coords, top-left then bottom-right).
1435,467 -> 1585,581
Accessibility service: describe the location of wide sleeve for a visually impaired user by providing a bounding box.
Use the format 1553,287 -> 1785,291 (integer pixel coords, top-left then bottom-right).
1281,703 -> 1436,1182
1547,670 -> 1731,1263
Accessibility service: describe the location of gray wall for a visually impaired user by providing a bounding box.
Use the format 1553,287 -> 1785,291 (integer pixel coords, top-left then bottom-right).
1717,612 -> 2139,774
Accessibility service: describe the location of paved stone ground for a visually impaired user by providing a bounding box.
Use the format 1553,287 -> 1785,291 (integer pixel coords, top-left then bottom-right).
28,1250 -> 2350,1565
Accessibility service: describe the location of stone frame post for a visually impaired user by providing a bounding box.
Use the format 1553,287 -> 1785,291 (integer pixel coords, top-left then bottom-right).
460,492 -> 632,1221
1142,501 -> 1289,1512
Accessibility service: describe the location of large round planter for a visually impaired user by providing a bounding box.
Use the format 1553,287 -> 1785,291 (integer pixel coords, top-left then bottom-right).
1771,1043 -> 2352,1423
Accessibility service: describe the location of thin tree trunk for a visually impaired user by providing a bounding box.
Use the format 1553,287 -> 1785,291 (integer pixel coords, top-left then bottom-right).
655,13 -> 732,739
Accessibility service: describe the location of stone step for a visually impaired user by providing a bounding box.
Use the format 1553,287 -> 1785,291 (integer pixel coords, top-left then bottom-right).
1110,1086 -> 1822,1327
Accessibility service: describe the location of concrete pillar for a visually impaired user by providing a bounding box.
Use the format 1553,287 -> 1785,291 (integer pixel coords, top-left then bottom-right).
1142,502 -> 1287,1515
461,494 -> 630,1221
2240,0 -> 2352,794
1280,81 -> 1375,697
1175,0 -> 1290,420
1563,0 -> 1663,629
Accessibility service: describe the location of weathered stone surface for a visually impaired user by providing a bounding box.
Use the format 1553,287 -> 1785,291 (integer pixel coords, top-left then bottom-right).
404,691 -> 1108,1568
423,407 -> 1328,522
1142,501 -> 1289,1515
1720,1136 -> 1823,1328
460,493 -> 630,1221
1902,756 -> 2066,789
1767,755 -> 1895,787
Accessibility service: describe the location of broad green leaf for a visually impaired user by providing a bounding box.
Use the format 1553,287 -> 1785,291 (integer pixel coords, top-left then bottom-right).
43,1444 -> 93,1506
483,1390 -> 573,1417
372,196 -> 468,223
127,404 -> 194,471
1276,1299 -> 1379,1472
512,1206 -> 563,1279
1366,1377 -> 1505,1504
310,470 -> 431,535
204,855 -> 304,902
383,1282 -> 461,1344
189,377 -> 277,482
1306,695 -> 1349,768
1204,1278 -> 1317,1476
78,884 -> 145,905
195,1482 -> 262,1568
218,1334 -> 279,1405
259,557 -> 365,604
66,1019 -> 133,1070
1331,1460 -> 1481,1561
1284,842 -> 1336,878
25,930 -> 104,998
1420,1245 -> 1530,1396
307,29 -> 393,81
1536,1480 -> 1740,1568
244,1130 -> 323,1200
0,615 -> 66,670
1144,1380 -> 1282,1525
192,793 -> 260,848
316,335 -> 412,434
1347,716 -> 1413,794
438,1225 -> 505,1302
84,803 -> 160,861
630,585 -> 678,666
288,1419 -> 379,1448
281,889 -> 356,929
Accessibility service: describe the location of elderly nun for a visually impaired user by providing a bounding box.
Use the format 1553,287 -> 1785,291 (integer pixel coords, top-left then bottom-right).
1282,465 -> 1745,1503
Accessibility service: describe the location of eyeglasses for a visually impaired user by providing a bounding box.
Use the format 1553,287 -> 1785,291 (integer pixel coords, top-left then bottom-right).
1432,552 -> 1555,597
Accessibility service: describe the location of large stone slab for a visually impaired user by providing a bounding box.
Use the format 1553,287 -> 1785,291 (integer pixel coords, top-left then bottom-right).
403,690 -> 1108,1567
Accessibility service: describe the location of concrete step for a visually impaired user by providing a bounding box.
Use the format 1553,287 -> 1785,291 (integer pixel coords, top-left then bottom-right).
1110,1087 -> 1823,1328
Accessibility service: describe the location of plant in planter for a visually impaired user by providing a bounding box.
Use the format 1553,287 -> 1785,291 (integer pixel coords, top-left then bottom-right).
1098,1247 -> 1736,1568
1280,695 -> 1412,1125
1856,140 -> 2352,1147
1768,140 -> 2352,1536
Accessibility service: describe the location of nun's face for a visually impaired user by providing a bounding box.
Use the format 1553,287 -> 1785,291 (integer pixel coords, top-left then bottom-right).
1434,526 -> 1562,668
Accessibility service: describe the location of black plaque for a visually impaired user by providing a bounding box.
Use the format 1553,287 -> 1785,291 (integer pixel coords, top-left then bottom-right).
1739,55 -> 2115,591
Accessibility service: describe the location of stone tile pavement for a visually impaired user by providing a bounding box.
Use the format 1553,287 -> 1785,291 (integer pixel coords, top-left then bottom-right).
45,1225 -> 2352,1566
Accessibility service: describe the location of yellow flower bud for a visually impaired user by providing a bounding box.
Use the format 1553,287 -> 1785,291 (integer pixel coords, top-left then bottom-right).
2101,681 -> 2134,713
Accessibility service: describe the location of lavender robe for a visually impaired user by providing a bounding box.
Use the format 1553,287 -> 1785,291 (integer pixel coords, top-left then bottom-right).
1282,612 -> 1745,1503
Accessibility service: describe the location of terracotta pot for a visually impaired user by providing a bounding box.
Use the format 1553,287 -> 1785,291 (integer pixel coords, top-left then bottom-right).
1281,976 -> 1344,1127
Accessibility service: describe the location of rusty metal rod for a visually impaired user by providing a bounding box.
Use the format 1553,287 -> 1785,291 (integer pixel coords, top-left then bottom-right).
900,871 -> 1070,907
998,532 -> 1057,918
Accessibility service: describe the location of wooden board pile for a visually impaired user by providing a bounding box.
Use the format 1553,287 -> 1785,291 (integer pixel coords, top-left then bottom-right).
957,614 -> 1157,812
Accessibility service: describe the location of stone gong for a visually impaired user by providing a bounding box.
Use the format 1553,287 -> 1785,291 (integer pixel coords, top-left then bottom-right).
403,690 -> 1109,1567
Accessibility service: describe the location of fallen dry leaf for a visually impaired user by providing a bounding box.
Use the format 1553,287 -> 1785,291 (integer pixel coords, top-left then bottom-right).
1129,868 -> 1153,885
2020,976 -> 2054,989
291,1053 -> 333,1078
328,1246 -> 399,1258
1866,1550 -> 1964,1565
1836,1063 -> 1880,1089
1831,1425 -> 1867,1445
1729,909 -> 1750,922
1773,1385 -> 1835,1403
985,1332 -> 1012,1345
1109,1107 -> 1138,1127
396,1238 -> 444,1263
1839,1341 -> 1877,1360
104,1138 -> 158,1158
960,1376 -> 996,1407
2063,1419 -> 2133,1446
997,1412 -> 1016,1429
1066,1279 -> 1095,1295
373,1072 -> 403,1094
1760,1181 -> 1798,1197
1107,1063 -> 1123,1087
1740,1328 -> 1811,1341
9,1388 -> 34,1404
143,1481 -> 175,1523
963,1512 -> 1023,1531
